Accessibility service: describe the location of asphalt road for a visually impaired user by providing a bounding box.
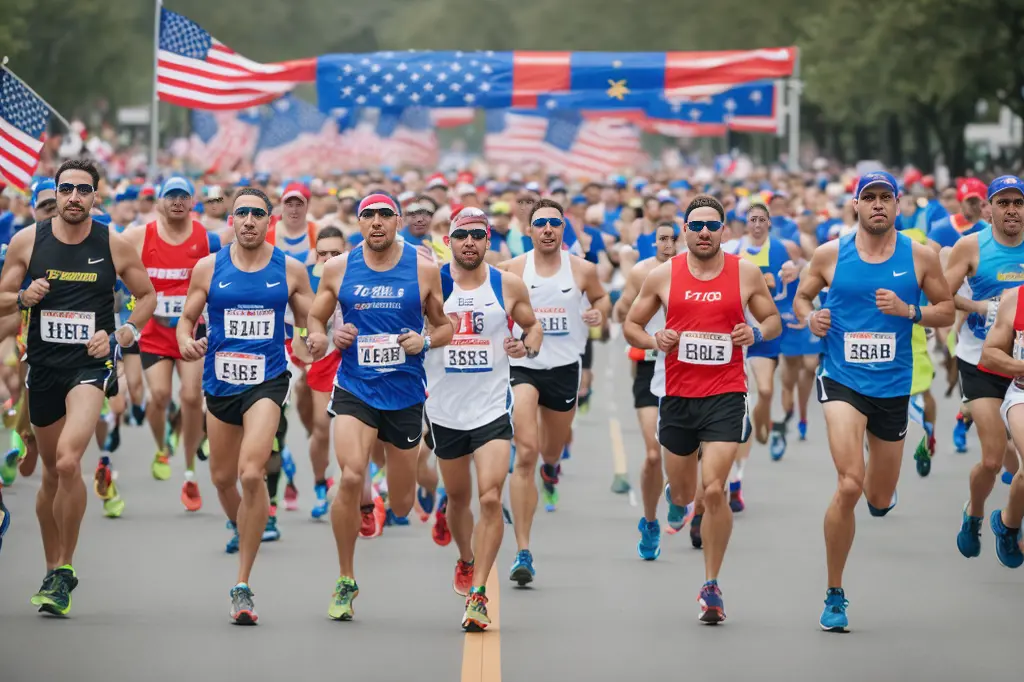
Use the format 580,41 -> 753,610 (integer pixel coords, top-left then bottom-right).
2,339 -> 1023,682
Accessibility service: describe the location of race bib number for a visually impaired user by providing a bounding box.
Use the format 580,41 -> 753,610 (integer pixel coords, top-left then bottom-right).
536,307 -> 570,337
40,310 -> 95,344
215,351 -> 265,385
156,294 -> 186,318
677,331 -> 732,365
843,332 -> 895,363
358,334 -> 405,367
444,337 -> 494,373
225,308 -> 274,340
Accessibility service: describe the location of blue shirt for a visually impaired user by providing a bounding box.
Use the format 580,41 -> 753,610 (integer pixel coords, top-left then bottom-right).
928,217 -> 989,249
963,227 -> 1024,341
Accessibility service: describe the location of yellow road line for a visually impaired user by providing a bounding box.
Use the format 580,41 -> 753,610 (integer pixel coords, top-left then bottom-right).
460,569 -> 501,682
609,417 -> 628,476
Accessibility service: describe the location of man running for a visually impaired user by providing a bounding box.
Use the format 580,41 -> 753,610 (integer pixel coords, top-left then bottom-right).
500,198 -> 610,586
945,175 -> 1024,558
304,192 -> 453,621
624,194 -> 781,623
793,171 -> 954,632
177,187 -> 313,624
0,159 -> 156,616
427,209 -> 542,630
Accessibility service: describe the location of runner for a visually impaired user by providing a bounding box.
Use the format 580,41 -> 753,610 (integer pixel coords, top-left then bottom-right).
0,159 -> 156,616
613,221 -> 686,557
500,198 -> 610,585
944,175 -> 1024,558
624,194 -> 780,623
793,171 -> 954,632
176,186 -> 313,624
122,177 -> 218,512
303,192 -> 454,621
427,209 -> 542,630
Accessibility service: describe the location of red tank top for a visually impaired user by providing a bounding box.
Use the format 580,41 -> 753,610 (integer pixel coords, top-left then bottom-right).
139,220 -> 211,357
663,252 -> 747,398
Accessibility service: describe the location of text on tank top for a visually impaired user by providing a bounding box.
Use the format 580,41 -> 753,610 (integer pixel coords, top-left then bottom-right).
143,220 -> 211,326
960,228 -> 1024,372
510,250 -> 586,370
27,219 -> 117,369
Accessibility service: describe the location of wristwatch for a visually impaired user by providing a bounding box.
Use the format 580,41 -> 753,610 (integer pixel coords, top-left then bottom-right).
422,335 -> 432,353
16,290 -> 29,311
907,304 -> 917,320
120,321 -> 141,344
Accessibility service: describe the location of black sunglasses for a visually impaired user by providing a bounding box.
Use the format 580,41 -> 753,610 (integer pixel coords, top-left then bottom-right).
359,208 -> 396,219
234,206 -> 268,219
57,183 -> 94,196
450,228 -> 488,241
686,220 -> 724,232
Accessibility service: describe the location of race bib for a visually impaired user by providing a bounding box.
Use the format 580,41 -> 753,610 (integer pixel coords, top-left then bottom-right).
155,294 -> 186,327
444,337 -> 494,373
225,308 -> 274,340
535,307 -> 570,337
215,351 -> 265,385
677,331 -> 732,365
40,310 -> 95,344
1014,331 -> 1024,389
357,334 -> 405,367
843,332 -> 896,363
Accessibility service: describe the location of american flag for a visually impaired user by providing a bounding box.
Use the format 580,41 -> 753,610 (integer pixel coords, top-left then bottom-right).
157,8 -> 316,110
253,95 -> 337,177
188,108 -> 261,174
0,68 -> 49,190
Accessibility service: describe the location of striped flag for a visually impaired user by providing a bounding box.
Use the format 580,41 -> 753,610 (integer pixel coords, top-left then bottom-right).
0,68 -> 49,190
188,108 -> 261,174
157,8 -> 316,110
253,95 -> 337,176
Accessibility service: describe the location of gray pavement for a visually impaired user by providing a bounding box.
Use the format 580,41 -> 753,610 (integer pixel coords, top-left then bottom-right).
2,340 -> 1023,682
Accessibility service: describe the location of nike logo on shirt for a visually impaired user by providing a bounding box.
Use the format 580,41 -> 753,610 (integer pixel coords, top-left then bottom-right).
893,271 -> 907,277
266,282 -> 281,288
218,282 -> 232,289
88,258 -> 104,265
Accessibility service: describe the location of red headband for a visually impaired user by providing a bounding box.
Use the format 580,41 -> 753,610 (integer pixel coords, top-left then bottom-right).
357,193 -> 399,214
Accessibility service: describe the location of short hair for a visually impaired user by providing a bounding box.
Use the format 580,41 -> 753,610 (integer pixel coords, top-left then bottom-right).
529,198 -> 565,222
233,187 -> 272,212
684,194 -> 725,222
316,225 -> 344,242
414,195 -> 439,212
55,159 -> 100,189
747,202 -> 771,219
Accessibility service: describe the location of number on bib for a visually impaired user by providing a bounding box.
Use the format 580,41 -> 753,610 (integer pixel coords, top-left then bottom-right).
843,332 -> 896,363
357,334 -> 405,367
535,307 -> 570,337
40,310 -> 95,344
215,351 -> 265,385
156,294 -> 186,318
444,337 -> 494,373
225,308 -> 274,340
677,331 -> 732,365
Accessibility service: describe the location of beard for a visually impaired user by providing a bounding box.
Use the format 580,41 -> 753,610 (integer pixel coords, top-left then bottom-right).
860,218 -> 892,235
689,242 -> 719,260
366,236 -> 394,252
453,251 -> 484,270
59,203 -> 90,224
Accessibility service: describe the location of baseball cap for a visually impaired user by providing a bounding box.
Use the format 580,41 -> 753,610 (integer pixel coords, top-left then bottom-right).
357,193 -> 400,215
140,183 -> 157,199
987,175 -> 1024,201
956,177 -> 987,203
426,173 -> 448,190
160,176 -> 194,198
488,201 -> 511,216
455,182 -> 477,197
854,171 -> 900,198
204,185 -> 225,201
281,182 -> 311,204
31,179 -> 56,208
449,207 -> 489,236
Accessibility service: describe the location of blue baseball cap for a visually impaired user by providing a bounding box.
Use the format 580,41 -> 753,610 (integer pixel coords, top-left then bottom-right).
854,171 -> 900,198
987,175 -> 1024,201
160,176 -> 194,198
31,179 -> 56,208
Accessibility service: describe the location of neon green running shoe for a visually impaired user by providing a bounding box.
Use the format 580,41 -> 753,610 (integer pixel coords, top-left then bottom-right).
30,570 -> 58,607
0,448 -> 18,486
35,566 -> 77,616
151,451 -> 171,481
327,576 -> 359,621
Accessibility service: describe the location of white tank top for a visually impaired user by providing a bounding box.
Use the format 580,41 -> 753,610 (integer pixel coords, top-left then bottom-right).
511,250 -> 587,370
426,265 -> 512,430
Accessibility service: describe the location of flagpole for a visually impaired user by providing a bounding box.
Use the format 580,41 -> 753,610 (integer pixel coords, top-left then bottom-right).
1,56 -> 73,131
786,48 -> 801,172
149,0 -> 162,180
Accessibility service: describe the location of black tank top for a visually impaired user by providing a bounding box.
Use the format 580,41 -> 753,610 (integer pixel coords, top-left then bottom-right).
27,219 -> 117,369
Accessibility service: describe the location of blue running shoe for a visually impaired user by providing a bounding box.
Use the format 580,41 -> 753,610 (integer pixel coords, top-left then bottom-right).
769,423 -> 787,461
417,485 -> 435,515
665,484 -> 686,532
819,588 -> 849,632
129,403 -> 146,426
311,482 -> 329,520
262,515 -> 281,542
957,502 -> 983,558
280,446 -> 296,481
561,444 -> 571,461
509,549 -> 535,586
0,497 -> 10,555
1002,470 -> 1015,485
637,518 -> 661,560
697,582 -> 725,624
386,509 -> 410,526
798,419 -> 808,441
953,413 -> 970,453
990,510 -> 1024,569
226,520 -> 240,554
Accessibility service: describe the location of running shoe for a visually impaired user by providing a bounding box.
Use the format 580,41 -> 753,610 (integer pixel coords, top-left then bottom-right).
510,549 -> 535,586
690,514 -> 703,549
417,485 -> 435,516
372,495 -> 387,534
453,559 -> 474,596
561,444 -> 571,460
697,582 -> 725,624
29,570 -> 58,608
797,419 -> 808,441
359,504 -> 378,538
225,520 -> 240,554
284,480 -> 299,512
181,472 -> 202,512
769,422 -> 787,461
328,576 -> 359,621
953,412 -> 971,454
103,420 -> 121,454
311,481 -> 330,519
502,503 -> 513,525
129,403 -> 146,426
665,485 -> 688,533
1002,470 -> 1015,485
957,501 -> 983,558
0,495 -> 9,554
196,437 -> 209,462
281,445 -> 296,480
165,402 -> 181,455
433,494 -> 452,546
386,509 -> 410,526
540,463 -> 560,512
230,583 -> 258,625
36,566 -> 77,617
990,509 -> 1024,569
914,433 -> 934,477
262,510 -> 281,542
0,448 -> 19,486
637,518 -> 661,560
819,588 -> 849,632
729,481 -> 745,513
151,451 -> 171,481
93,458 -> 113,500
462,591 -> 490,632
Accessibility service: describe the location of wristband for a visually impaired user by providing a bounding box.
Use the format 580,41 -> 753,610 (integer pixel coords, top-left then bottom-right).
422,335 -> 432,352
752,327 -> 764,344
294,327 -> 308,339
120,322 -> 140,345
17,290 -> 28,311
911,305 -> 923,324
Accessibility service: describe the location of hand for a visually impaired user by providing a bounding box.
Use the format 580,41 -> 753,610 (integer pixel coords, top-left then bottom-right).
763,272 -> 776,290
654,329 -> 679,353
303,329 -> 327,360
334,323 -> 358,350
504,337 -> 527,359
582,308 -> 603,327
808,309 -> 832,337
86,330 -> 110,358
179,336 -> 208,362
876,288 -> 910,318
397,330 -> 425,355
291,336 -> 314,365
20,278 -> 49,307
114,325 -> 136,348
783,312 -> 806,330
731,323 -> 755,347
780,260 -> 800,284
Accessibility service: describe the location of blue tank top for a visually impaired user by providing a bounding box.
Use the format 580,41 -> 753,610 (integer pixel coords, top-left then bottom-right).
336,243 -> 426,410
963,227 -> 1024,340
822,232 -> 920,398
740,237 -> 789,353
636,232 -> 656,260
203,247 -> 289,397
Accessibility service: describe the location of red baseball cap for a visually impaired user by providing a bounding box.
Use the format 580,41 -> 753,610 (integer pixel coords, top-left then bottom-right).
957,178 -> 986,203
281,182 -> 310,204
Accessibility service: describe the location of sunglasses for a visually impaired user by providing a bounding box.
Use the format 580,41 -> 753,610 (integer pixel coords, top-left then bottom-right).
532,217 -> 564,228
57,183 -> 94,196
450,228 -> 488,241
686,220 -> 724,232
359,208 -> 396,219
233,206 -> 268,219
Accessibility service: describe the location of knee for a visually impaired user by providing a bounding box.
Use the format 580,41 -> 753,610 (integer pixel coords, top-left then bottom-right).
312,417 -> 330,443
148,386 -> 171,410
178,387 -> 203,412
54,450 -> 81,480
478,486 -> 501,515
339,468 -> 366,492
669,485 -> 690,507
238,465 -> 264,492
757,387 -> 773,403
703,481 -> 727,511
211,467 -> 237,492
447,486 -> 472,510
978,449 -> 1004,476
643,448 -> 662,471
836,473 -> 864,507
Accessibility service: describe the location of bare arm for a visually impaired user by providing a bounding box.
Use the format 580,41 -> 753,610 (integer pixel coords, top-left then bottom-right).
793,242 -> 835,322
614,263 -> 648,323
110,231 -> 156,330
943,236 -> 982,313
308,254 -> 346,337
916,243 -> 956,328
576,258 -> 611,321
421,263 -> 454,349
981,288 -> 1024,376
504,272 -> 543,355
285,257 -> 314,330
741,260 -> 782,341
0,228 -> 37,316
623,262 -> 669,350
176,255 -> 213,353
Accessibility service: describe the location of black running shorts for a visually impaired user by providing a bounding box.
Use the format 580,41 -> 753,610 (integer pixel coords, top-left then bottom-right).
328,387 -> 424,449
658,392 -> 749,456
428,413 -> 513,460
958,359 -> 1012,402
27,364 -> 118,428
205,370 -> 291,427
632,360 -> 659,409
509,362 -> 581,412
816,375 -> 910,442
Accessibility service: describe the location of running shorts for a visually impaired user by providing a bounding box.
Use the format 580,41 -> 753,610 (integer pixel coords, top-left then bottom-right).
910,325 -> 935,396
428,413 -> 513,460
657,392 -> 750,456
816,375 -> 910,442
328,387 -> 424,449
509,362 -> 581,412
205,370 -> 291,427
632,360 -> 658,409
958,359 -> 1012,402
27,364 -> 118,428
306,350 -> 342,393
